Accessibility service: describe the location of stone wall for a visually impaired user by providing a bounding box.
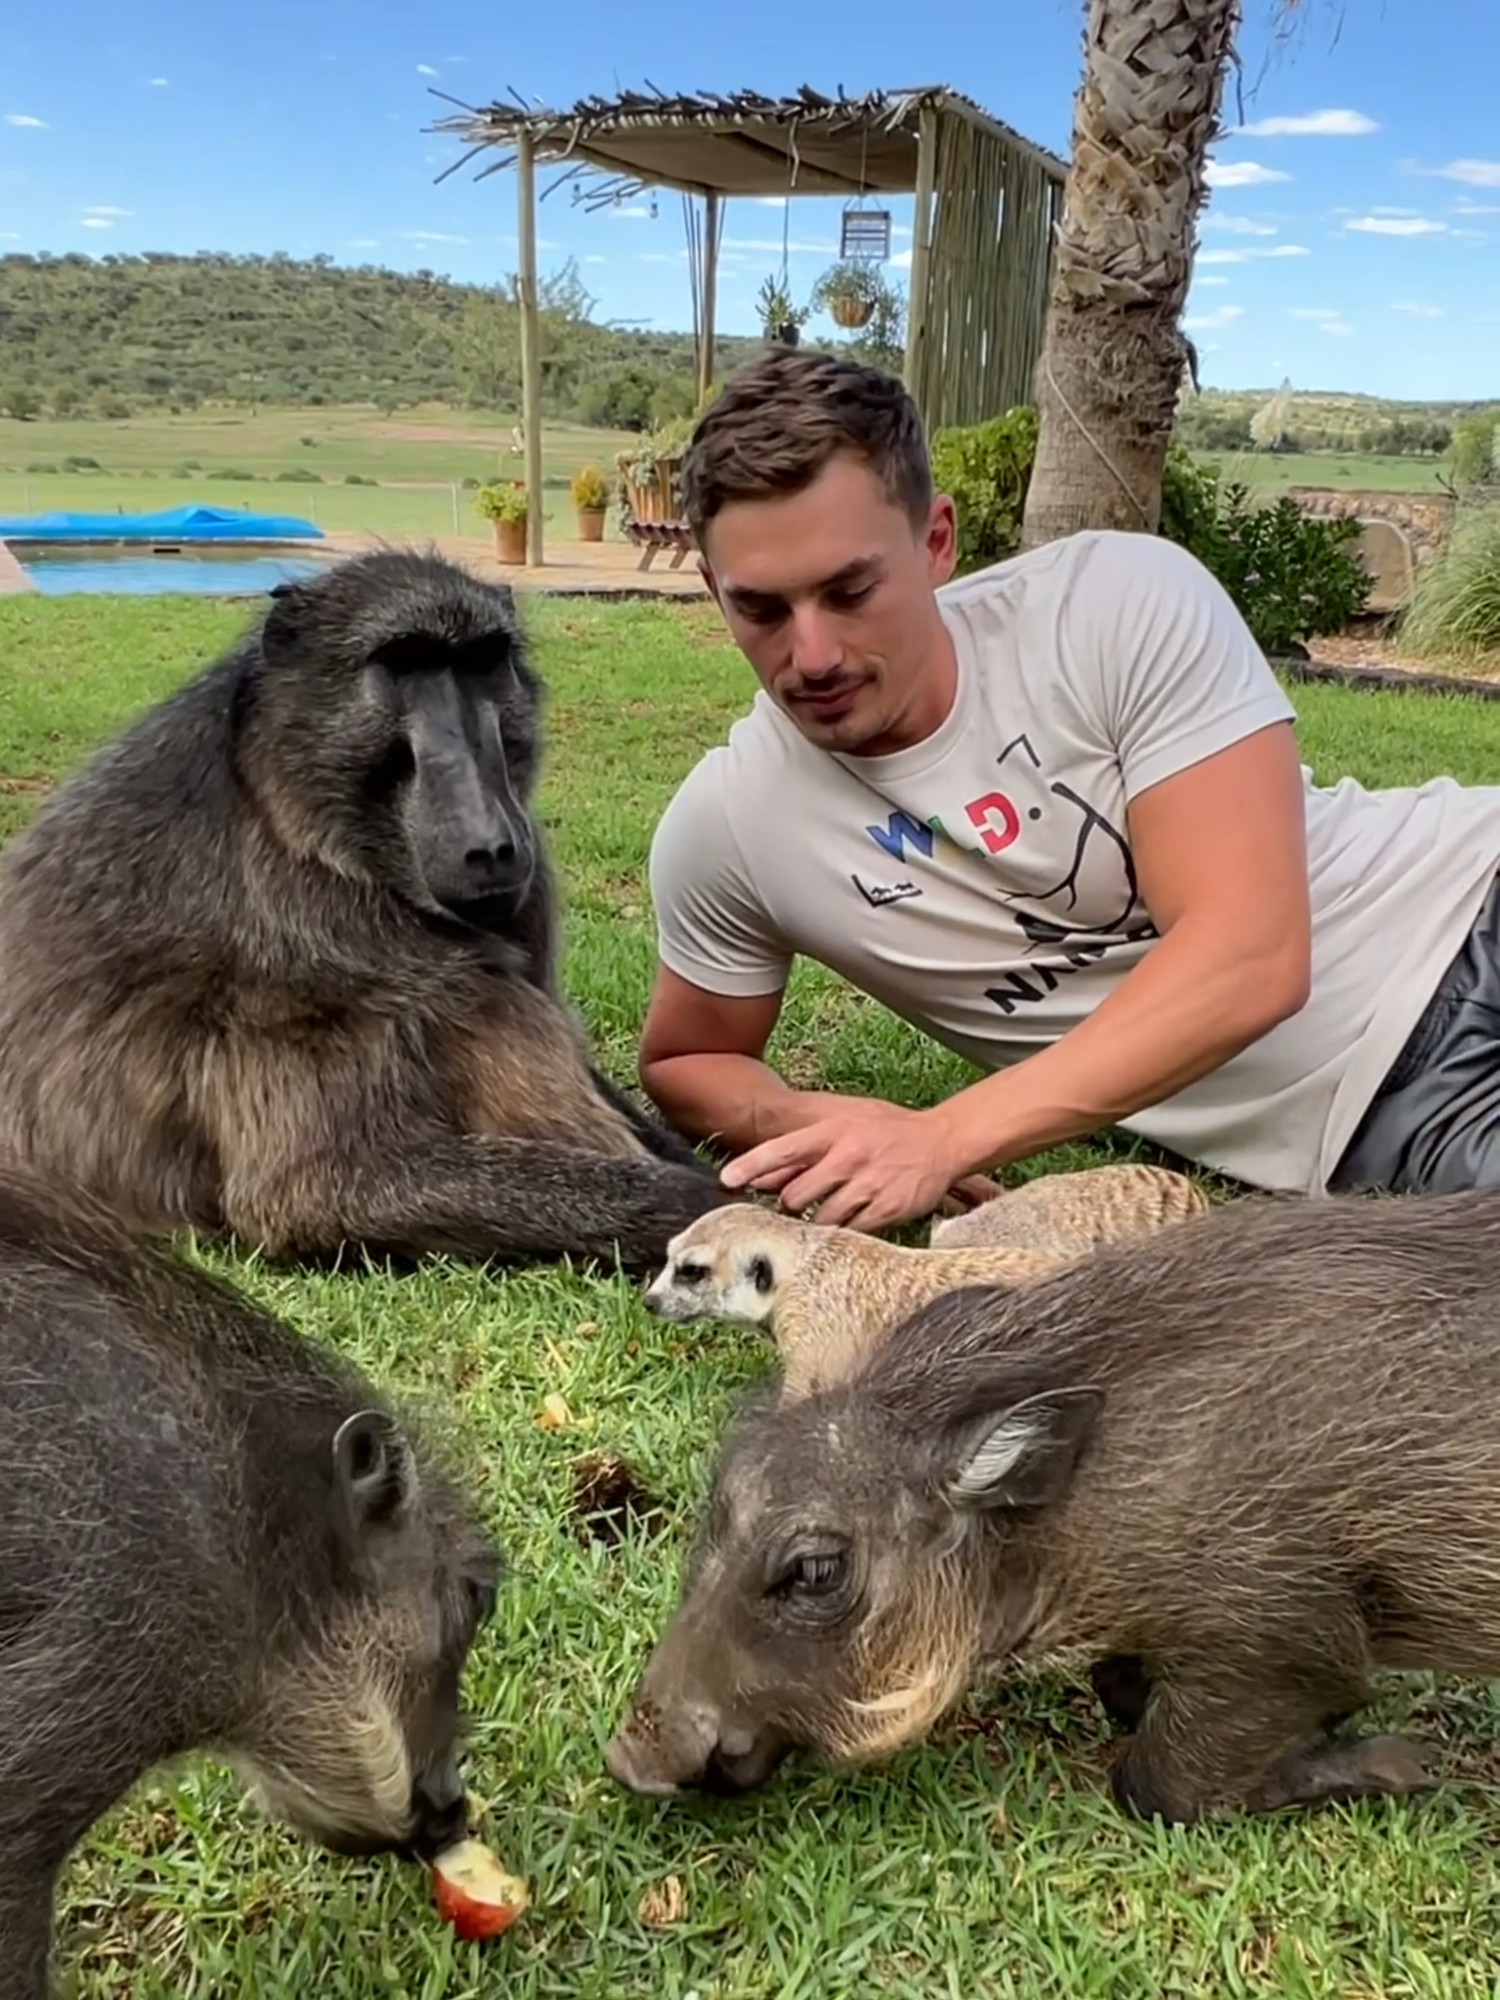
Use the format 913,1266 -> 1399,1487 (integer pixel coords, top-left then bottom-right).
1286,486 -> 1456,613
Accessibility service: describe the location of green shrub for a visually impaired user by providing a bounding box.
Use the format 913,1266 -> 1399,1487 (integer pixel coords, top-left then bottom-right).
930,410 -> 1370,651
218,467 -> 256,481
275,466 -> 323,482
928,408 -> 1038,573
1397,503 -> 1500,658
343,472 -> 377,485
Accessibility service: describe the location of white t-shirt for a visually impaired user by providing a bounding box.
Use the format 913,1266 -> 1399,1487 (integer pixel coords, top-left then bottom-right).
648,528 -> 1500,1194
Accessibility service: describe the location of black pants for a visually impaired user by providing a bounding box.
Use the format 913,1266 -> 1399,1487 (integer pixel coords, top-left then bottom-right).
1330,870 -> 1500,1195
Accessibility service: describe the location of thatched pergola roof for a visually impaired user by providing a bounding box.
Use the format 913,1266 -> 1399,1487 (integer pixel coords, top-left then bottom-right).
429,82 -> 1067,206
429,83 -> 1069,569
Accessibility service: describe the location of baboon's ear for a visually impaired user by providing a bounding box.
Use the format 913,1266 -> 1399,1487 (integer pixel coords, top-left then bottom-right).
332,1409 -> 419,1555
937,1385 -> 1103,1514
260,581 -> 308,663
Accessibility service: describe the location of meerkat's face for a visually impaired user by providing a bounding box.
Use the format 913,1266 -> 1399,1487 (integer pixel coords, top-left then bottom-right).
642,1209 -> 801,1327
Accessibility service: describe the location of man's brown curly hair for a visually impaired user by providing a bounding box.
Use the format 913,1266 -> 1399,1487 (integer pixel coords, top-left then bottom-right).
679,347 -> 933,544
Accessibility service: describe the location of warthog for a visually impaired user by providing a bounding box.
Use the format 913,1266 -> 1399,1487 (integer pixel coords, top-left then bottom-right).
606,1186 -> 1500,1826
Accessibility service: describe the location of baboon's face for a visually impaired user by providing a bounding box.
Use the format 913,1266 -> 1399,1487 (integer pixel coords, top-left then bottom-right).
642,1207 -> 794,1325
604,1377 -> 1102,1799
256,552 -> 544,926
240,1410 -> 501,1862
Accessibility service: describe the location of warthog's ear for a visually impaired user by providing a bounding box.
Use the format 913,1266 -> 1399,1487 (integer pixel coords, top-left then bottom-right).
939,1385 -> 1103,1513
332,1408 -> 421,1566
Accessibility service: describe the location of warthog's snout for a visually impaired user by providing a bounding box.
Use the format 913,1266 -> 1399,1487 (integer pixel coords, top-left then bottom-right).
605,1696 -> 791,1798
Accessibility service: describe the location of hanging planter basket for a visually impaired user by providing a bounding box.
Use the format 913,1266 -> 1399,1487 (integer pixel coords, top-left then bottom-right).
830,295 -> 876,330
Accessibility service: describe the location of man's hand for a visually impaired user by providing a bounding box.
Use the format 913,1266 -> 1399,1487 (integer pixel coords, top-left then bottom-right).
720,1101 -> 994,1232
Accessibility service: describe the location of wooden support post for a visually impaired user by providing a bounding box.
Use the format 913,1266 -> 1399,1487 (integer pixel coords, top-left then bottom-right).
516,128 -> 545,568
697,191 -> 720,403
905,104 -> 939,427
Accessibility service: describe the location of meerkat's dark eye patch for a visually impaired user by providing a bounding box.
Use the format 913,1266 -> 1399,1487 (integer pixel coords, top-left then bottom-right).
748,1254 -> 775,1294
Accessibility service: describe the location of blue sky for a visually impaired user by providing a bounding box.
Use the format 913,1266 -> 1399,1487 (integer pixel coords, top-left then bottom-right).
2,0 -> 1496,401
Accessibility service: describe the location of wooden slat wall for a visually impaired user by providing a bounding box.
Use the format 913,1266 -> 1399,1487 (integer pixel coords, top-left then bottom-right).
909,111 -> 1063,434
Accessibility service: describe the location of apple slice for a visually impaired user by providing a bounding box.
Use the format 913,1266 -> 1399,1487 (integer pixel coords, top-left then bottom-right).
430,1836 -> 529,1942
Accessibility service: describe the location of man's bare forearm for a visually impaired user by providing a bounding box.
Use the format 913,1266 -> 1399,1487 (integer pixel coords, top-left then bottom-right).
641,1052 -> 863,1154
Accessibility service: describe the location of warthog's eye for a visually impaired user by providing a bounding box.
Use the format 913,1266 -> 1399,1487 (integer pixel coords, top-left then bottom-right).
773,1549 -> 848,1600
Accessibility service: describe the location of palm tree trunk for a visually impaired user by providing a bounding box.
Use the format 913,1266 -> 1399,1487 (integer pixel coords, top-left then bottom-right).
1019,0 -> 1243,549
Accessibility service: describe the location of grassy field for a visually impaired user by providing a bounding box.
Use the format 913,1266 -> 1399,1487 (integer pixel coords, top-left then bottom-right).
4,588 -> 1500,1999
0,405 -> 1455,552
0,403 -> 642,543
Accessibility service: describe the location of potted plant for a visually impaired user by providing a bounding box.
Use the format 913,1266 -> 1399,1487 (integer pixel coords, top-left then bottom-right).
810,258 -> 883,331
614,412 -> 696,529
756,275 -> 808,348
474,479 -> 529,563
570,462 -> 610,542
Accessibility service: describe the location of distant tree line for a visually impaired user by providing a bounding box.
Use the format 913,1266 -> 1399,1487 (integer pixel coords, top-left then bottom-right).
0,252 -> 1491,478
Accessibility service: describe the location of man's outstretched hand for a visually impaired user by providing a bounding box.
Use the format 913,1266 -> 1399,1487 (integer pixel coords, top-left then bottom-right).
719,1100 -> 999,1233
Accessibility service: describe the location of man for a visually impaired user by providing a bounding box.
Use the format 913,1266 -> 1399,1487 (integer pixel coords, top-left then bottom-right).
636,346 -> 1500,1233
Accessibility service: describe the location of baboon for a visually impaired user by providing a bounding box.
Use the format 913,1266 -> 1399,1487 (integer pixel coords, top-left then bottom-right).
0,1162 -> 500,2000
0,548 -> 730,1273
607,1186 -> 1500,1827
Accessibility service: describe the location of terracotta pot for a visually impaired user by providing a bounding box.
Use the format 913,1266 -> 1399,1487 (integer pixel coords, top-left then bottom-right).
493,516 -> 527,564
576,507 -> 606,543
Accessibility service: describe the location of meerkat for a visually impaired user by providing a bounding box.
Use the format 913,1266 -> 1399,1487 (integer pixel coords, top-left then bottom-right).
644,1163 -> 1216,1399
643,1202 -> 1074,1399
927,1160 -> 1211,1251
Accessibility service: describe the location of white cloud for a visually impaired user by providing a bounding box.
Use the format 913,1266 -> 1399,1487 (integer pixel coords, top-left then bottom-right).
3,114 -> 47,129
1370,206 -> 1419,217
1195,274 -> 1230,287
1454,197 -> 1500,215
1197,247 -> 1248,264
608,204 -> 653,219
349,237 -> 380,248
1428,158 -> 1500,187
1345,215 -> 1447,236
1183,303 -> 1244,329
84,205 -> 131,218
81,217 -> 112,229
1289,307 -> 1341,320
417,63 -> 439,77
583,254 -> 607,265
754,195 -> 786,209
1260,243 -> 1311,257
1205,160 -> 1292,188
1235,108 -> 1378,137
397,228 -> 467,244
1204,214 -> 1277,235
635,250 -> 686,264
1319,319 -> 1356,337
1392,301 -> 1444,317
890,245 -> 912,269
0,230 -> 20,240
149,77 -> 169,88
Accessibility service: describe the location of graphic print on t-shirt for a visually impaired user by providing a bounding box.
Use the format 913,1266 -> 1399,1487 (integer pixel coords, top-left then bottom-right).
859,730 -> 1159,1016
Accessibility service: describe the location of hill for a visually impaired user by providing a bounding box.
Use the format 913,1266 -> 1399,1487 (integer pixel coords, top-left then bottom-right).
0,249 -> 767,432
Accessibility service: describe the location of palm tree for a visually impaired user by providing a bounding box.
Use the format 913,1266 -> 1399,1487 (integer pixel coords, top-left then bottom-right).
1019,0 -> 1252,548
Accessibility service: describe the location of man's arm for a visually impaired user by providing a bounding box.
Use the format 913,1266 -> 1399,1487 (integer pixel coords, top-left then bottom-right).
929,715 -> 1311,1177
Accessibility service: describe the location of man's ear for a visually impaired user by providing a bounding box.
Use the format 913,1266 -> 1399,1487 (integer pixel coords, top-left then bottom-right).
937,1386 -> 1104,1513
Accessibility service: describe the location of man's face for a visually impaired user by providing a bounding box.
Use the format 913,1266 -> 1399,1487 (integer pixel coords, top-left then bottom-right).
698,452 -> 959,758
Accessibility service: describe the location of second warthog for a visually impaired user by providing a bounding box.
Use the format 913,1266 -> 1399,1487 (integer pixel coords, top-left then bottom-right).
607,1186 -> 1500,1826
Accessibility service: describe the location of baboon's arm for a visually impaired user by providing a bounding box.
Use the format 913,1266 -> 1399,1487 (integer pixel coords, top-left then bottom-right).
225,1138 -> 730,1274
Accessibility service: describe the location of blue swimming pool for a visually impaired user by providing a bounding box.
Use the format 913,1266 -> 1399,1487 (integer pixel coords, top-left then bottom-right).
18,547 -> 333,597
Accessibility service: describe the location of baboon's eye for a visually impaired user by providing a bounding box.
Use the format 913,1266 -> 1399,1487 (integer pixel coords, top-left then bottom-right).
365,735 -> 416,799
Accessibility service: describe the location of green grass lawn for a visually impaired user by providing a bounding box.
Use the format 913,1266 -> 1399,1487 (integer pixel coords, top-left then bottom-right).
1192,449 -> 1451,499
4,589 -> 1500,1999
